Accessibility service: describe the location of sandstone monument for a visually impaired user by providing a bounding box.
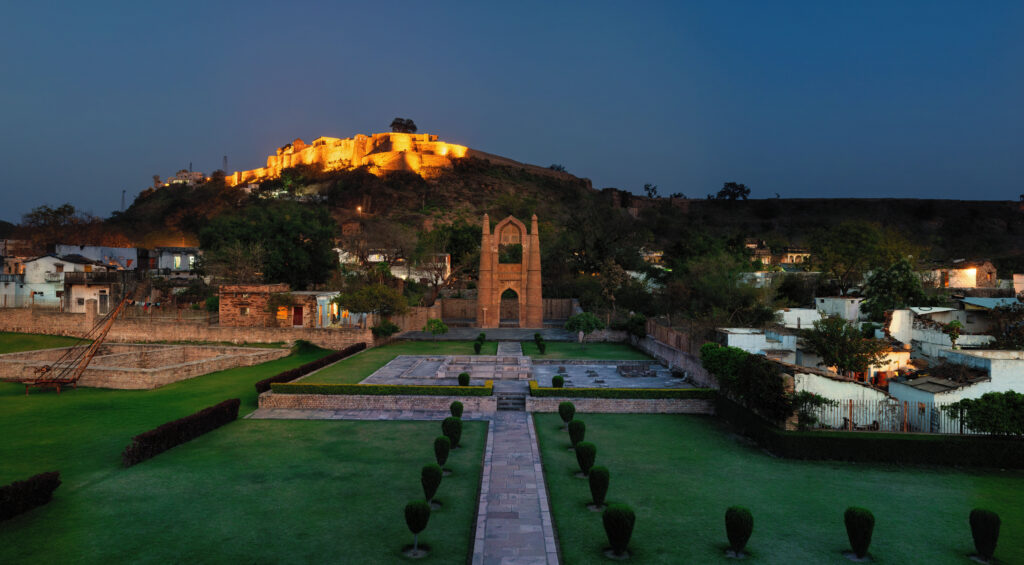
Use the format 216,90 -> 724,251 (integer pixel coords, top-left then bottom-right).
477,214 -> 543,328
225,131 -> 577,186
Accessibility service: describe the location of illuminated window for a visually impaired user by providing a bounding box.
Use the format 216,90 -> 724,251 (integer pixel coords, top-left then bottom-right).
240,307 -> 249,316
173,255 -> 182,270
276,306 -> 288,320
188,255 -> 196,270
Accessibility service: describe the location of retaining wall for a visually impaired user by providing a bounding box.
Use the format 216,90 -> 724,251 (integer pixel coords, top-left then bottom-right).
634,336 -> 716,388
525,397 -> 715,414
0,307 -> 372,350
258,391 -> 497,412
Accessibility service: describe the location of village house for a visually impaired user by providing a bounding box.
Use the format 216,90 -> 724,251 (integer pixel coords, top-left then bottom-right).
886,306 -> 996,361
151,247 -> 200,277
925,260 -> 997,289
776,307 -> 823,330
55,244 -> 145,270
218,285 -> 349,329
19,254 -> 110,309
778,247 -> 811,265
716,327 -> 798,363
815,296 -> 863,322
63,270 -> 133,314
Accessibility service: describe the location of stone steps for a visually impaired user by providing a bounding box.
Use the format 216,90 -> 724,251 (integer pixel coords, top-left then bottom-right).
496,391 -> 527,411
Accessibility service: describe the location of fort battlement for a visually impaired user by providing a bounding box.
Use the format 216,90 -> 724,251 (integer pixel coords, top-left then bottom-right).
226,131 -> 473,186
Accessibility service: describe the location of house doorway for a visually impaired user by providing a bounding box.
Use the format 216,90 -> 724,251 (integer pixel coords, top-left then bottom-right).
293,306 -> 303,326
500,288 -> 519,327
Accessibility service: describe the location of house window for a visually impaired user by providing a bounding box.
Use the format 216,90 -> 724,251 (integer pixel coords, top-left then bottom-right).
55,264 -> 64,273
240,307 -> 249,316
173,255 -> 182,270
56,291 -> 63,298
77,298 -> 85,305
84,264 -> 92,273
188,255 -> 196,270
276,306 -> 288,320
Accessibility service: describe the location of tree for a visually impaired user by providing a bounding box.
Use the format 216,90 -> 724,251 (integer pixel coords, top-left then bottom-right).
565,312 -> 605,349
943,320 -> 963,348
809,221 -> 920,295
643,183 -> 659,198
944,392 -> 1024,436
199,200 -> 337,288
390,117 -> 417,133
423,318 -> 448,340
712,182 -> 751,200
204,241 -> 266,283
549,164 -> 566,172
861,258 -> 939,321
801,316 -> 889,376
332,284 -> 408,317
598,259 -> 629,319
989,303 -> 1024,350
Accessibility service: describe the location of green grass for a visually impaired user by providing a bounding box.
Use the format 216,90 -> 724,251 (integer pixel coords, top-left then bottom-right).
521,341 -> 652,360
0,345 -> 332,487
0,419 -> 486,564
308,340 -> 498,384
535,414 -> 1024,564
0,332 -> 85,354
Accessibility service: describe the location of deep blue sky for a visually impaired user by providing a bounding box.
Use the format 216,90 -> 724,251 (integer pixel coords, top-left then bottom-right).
2,1 -> 1022,222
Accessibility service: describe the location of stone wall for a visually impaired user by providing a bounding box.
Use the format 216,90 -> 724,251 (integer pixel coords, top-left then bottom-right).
0,307 -> 372,350
388,304 -> 443,332
258,391 -> 497,413
526,397 -> 714,414
634,335 -> 716,388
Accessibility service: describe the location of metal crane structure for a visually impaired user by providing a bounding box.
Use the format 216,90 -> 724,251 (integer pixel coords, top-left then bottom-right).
9,294 -> 132,395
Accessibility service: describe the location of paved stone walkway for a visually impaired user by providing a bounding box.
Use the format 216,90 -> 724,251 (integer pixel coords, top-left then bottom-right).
473,408 -> 558,565
496,341 -> 525,356
246,408 -> 492,421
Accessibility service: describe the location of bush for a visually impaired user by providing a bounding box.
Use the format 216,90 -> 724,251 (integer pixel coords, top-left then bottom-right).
0,471 -> 61,522
531,381 -> 715,399
552,375 -> 564,388
442,417 -> 463,448
969,508 -> 1001,561
122,398 -> 240,466
421,464 -> 442,502
568,419 -> 586,447
476,332 -> 486,343
434,436 -> 451,467
844,507 -> 875,559
537,342 -> 547,354
404,500 -> 431,551
575,442 -> 597,476
371,319 -> 400,338
602,504 -> 636,556
458,372 -> 470,386
945,391 -> 1024,436
450,400 -> 464,418
725,506 -> 754,554
271,382 -> 494,396
534,332 -> 542,344
254,343 -> 366,393
423,318 -> 449,340
473,341 -> 482,354
558,401 -> 576,424
588,466 -> 609,507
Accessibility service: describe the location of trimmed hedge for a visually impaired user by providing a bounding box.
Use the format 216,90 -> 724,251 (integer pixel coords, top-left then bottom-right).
254,342 -> 367,393
0,471 -> 61,522
717,396 -> 1024,469
122,398 -> 240,466
530,381 -> 716,400
271,381 -> 494,396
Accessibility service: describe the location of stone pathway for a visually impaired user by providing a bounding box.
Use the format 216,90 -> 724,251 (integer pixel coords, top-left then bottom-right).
496,341 -> 525,357
473,409 -> 558,565
247,408 -> 492,421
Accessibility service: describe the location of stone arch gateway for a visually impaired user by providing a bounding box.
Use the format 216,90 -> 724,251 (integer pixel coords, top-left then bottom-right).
477,214 -> 543,328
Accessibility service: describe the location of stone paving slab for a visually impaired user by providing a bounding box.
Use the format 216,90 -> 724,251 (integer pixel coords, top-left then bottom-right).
472,407 -> 559,565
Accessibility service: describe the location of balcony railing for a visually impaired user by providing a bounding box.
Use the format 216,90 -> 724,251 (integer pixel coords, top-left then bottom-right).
63,271 -> 136,285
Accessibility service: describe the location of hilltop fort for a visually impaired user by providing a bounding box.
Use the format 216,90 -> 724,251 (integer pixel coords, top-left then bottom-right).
225,131 -> 563,186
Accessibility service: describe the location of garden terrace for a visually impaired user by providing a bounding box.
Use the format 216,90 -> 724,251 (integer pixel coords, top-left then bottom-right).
534,413 -> 1023,564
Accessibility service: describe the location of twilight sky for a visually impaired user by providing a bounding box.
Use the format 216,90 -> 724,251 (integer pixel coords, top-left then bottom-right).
2,1 -> 1022,222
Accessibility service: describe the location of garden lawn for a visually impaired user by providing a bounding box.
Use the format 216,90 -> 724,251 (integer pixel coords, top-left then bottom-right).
0,344 -> 331,487
535,413 -> 1024,565
521,341 -> 651,360
306,340 -> 498,384
0,419 -> 487,564
0,332 -> 85,354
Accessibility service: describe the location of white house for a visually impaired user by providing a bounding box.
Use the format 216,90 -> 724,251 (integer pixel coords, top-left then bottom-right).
152,247 -> 200,276
20,255 -> 109,308
887,307 -> 995,361
776,308 -> 823,330
55,244 -> 141,270
716,327 -> 798,363
816,296 -> 862,322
